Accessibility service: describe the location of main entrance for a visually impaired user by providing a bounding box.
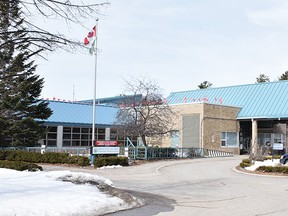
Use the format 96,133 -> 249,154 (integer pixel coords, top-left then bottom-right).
239,120 -> 287,154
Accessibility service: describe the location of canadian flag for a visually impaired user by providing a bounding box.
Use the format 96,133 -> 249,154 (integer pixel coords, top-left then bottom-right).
84,26 -> 96,45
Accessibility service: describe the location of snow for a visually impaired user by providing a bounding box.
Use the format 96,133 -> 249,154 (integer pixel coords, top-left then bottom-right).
245,159 -> 280,171
0,168 -> 137,216
97,165 -> 123,170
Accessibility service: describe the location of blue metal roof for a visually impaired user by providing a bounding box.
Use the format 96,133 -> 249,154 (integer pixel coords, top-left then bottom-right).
167,81 -> 288,119
81,94 -> 143,107
44,101 -> 119,126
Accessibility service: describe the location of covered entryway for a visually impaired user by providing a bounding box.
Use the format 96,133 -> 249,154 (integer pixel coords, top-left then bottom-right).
239,119 -> 287,155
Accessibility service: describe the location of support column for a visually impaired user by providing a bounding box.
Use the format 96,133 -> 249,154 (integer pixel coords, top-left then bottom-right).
57,126 -> 63,148
105,128 -> 110,141
251,119 -> 258,155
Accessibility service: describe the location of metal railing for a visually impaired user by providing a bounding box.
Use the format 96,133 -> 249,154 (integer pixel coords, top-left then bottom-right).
0,146 -> 90,156
121,147 -> 207,160
1,145 -> 233,160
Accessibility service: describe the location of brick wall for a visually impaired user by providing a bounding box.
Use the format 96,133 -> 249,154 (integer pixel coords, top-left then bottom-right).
151,103 -> 241,154
202,103 -> 240,154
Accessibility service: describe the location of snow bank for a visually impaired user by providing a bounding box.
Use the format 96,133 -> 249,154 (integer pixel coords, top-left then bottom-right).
97,165 -> 123,170
245,159 -> 280,171
0,168 -> 139,216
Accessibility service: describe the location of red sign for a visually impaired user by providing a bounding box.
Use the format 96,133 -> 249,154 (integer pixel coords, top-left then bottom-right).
95,140 -> 118,146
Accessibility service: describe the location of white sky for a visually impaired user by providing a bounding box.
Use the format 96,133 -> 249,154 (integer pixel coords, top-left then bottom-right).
0,168 -> 136,216
36,0 -> 288,101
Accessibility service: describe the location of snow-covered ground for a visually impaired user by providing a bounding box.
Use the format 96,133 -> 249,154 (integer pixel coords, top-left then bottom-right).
0,168 -> 140,216
245,159 -> 280,171
97,165 -> 123,170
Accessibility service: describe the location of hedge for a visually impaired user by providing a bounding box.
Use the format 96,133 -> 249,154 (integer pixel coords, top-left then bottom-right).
0,160 -> 43,171
0,150 -> 90,166
94,156 -> 128,168
256,166 -> 288,174
263,155 -> 282,160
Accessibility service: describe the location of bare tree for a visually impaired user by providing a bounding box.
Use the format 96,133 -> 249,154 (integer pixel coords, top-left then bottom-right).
115,76 -> 175,146
1,0 -> 109,54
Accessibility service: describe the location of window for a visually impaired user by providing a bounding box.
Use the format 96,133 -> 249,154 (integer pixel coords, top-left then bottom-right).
81,128 -> 89,133
72,127 -> 80,133
47,140 -> 57,146
45,126 -> 57,147
221,132 -> 238,147
97,128 -> 106,140
98,128 -> 105,133
47,133 -> 57,139
48,127 -> 57,132
258,133 -> 285,146
258,133 -> 271,146
63,140 -> 71,146
63,126 -> 92,147
110,129 -> 118,140
63,127 -> 71,133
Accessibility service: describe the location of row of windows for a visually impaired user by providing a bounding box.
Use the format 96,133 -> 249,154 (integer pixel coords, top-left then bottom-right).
43,126 -> 121,147
258,133 -> 286,146
222,132 -> 287,148
44,127 -> 241,148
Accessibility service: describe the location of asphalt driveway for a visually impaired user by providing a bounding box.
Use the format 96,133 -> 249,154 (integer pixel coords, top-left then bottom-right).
42,156 -> 288,216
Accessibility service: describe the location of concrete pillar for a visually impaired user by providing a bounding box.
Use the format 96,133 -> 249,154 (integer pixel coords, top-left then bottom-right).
251,119 -> 258,155
57,126 -> 63,148
105,128 -> 110,140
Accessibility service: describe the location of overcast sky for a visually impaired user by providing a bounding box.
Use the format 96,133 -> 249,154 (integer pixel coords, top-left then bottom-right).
36,0 -> 288,101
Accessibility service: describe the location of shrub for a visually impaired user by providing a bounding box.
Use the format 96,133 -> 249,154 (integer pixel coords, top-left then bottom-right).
0,150 -> 10,160
68,156 -> 90,166
94,156 -> 129,168
0,160 -> 43,171
1,150 -> 42,163
242,159 -> 251,164
0,150 -> 89,166
14,151 -> 42,163
41,152 -> 70,164
263,155 -> 281,160
256,166 -> 288,174
240,158 -> 252,168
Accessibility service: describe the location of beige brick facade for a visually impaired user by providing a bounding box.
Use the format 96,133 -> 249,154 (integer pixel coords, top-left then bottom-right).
202,104 -> 240,154
151,102 -> 241,154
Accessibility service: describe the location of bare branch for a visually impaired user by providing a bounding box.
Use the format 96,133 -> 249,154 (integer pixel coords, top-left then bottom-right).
115,76 -> 175,146
1,0 -> 110,55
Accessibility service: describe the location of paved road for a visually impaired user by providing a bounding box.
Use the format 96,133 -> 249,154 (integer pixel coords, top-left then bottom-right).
43,157 -> 288,216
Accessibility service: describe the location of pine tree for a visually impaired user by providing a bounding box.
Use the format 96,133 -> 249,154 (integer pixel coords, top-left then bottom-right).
279,71 -> 288,80
0,0 -> 52,146
256,74 -> 270,83
198,81 -> 212,89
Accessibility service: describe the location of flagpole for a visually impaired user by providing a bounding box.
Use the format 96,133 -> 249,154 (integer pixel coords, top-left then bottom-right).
92,18 -> 99,150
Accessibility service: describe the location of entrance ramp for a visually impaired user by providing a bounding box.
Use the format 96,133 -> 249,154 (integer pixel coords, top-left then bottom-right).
123,138 -> 234,160
205,149 -> 234,157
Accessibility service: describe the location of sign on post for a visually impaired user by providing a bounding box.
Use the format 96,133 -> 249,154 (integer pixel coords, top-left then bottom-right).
273,143 -> 283,150
95,140 -> 118,146
92,147 -> 120,155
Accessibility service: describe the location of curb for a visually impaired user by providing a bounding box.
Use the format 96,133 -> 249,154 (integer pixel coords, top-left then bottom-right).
232,166 -> 288,178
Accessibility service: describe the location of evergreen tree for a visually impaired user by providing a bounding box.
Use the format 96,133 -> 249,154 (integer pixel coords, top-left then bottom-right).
0,1 -> 52,146
198,81 -> 212,89
256,74 -> 270,83
278,71 -> 288,80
